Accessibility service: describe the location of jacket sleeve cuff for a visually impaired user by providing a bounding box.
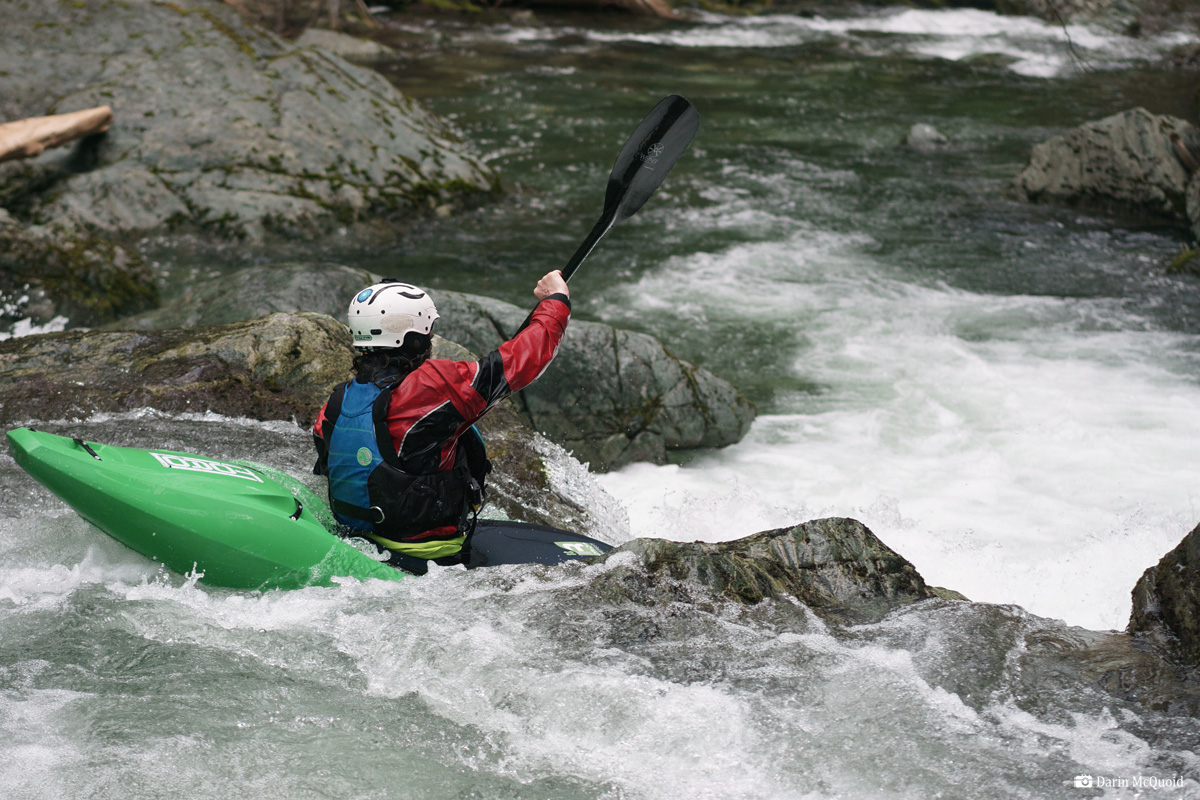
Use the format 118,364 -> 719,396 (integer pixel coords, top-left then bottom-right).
542,292 -> 571,311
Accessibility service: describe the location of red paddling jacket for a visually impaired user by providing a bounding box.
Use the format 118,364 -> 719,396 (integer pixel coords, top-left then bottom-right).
313,294 -> 571,561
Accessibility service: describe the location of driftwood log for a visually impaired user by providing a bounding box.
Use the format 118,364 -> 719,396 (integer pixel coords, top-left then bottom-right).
0,106 -> 113,164
1170,131 -> 1200,174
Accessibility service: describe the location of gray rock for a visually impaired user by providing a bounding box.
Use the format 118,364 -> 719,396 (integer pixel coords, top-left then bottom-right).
431,290 -> 757,471
589,517 -> 957,626
1129,521 -> 1200,665
0,0 -> 496,242
108,262 -> 373,331
0,210 -> 157,330
1010,107 -> 1200,228
295,28 -> 396,59
0,311 -> 350,424
1017,623 -> 1200,715
108,264 -> 757,471
1189,172 -> 1200,241
0,312 -> 611,535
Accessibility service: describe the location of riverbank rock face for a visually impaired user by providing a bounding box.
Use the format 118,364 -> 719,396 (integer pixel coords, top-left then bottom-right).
1010,108 -> 1200,237
0,312 -> 349,424
592,518 -> 954,626
1129,522 -> 1200,665
0,0 -> 496,242
0,312 -> 611,535
0,210 -> 157,331
109,263 -> 756,470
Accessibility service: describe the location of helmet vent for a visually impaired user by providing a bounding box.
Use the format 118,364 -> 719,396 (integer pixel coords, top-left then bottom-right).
370,329 -> 383,335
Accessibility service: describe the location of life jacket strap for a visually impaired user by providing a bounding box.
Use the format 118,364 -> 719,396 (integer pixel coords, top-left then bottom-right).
330,498 -> 386,525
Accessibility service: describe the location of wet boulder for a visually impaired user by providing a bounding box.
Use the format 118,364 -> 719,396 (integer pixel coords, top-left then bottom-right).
0,311 -> 349,424
590,517 -> 960,626
0,209 -> 157,332
1010,108 -> 1200,238
429,290 -> 757,471
1129,522 -> 1200,665
0,0 -> 496,242
1015,624 -> 1200,715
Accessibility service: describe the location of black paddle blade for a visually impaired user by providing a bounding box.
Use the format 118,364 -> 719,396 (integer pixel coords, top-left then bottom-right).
560,95 -> 700,282
606,95 -> 700,225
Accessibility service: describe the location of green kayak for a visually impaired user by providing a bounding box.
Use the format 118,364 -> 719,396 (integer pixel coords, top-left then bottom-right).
7,427 -> 404,590
7,427 -> 613,591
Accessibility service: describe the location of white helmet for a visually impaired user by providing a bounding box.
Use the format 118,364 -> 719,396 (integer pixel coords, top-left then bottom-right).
347,280 -> 439,350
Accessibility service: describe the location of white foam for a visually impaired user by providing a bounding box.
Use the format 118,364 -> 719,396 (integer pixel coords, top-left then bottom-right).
597,234 -> 1200,631
463,8 -> 1197,78
0,676 -> 86,800
0,316 -> 70,341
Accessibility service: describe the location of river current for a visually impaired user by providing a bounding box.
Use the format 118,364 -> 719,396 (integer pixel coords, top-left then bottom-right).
3,6 -> 1200,799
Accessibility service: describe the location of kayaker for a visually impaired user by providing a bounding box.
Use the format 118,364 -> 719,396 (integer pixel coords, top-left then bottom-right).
312,272 -> 571,574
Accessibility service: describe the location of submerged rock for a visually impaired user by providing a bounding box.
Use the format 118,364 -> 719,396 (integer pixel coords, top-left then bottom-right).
590,517 -> 962,626
109,263 -> 756,471
1016,624 -> 1200,716
0,0 -> 496,242
0,210 -> 157,331
1010,108 -> 1200,238
902,123 -> 950,150
108,262 -> 370,331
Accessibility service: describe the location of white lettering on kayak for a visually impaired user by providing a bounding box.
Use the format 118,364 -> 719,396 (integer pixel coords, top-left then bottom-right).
555,541 -> 605,557
150,453 -> 263,483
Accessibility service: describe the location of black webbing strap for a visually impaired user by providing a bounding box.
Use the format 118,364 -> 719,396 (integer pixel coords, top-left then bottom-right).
330,498 -> 384,525
73,438 -> 102,461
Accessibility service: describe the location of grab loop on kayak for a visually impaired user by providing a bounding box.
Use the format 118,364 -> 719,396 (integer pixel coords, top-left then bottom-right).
73,438 -> 102,461
289,498 -> 303,521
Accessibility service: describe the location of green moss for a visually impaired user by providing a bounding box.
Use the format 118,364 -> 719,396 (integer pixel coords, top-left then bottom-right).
160,2 -> 256,58
1167,246 -> 1200,273
419,0 -> 483,12
35,238 -> 159,323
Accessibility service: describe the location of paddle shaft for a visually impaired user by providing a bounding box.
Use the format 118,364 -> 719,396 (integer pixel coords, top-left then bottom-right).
561,216 -> 612,283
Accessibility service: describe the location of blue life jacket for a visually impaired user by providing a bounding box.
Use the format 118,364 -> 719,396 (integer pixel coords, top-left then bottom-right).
325,380 -> 390,532
316,379 -> 490,542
